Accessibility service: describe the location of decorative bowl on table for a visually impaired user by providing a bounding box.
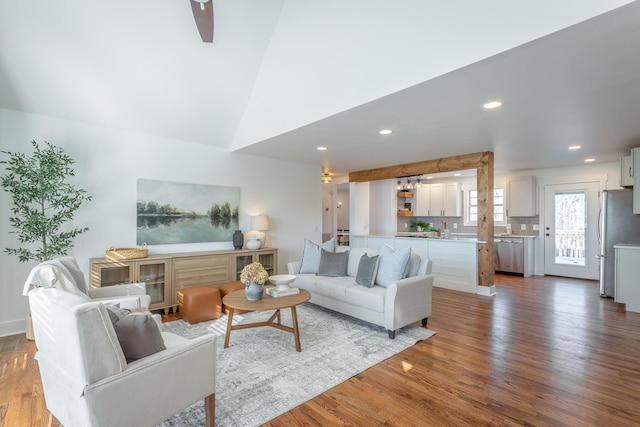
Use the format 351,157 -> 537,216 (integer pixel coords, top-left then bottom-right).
269,274 -> 296,291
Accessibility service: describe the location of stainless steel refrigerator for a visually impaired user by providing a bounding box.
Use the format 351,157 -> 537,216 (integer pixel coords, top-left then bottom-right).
598,189 -> 640,297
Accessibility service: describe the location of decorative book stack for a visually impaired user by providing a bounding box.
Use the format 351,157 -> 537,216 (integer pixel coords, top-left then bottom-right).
266,287 -> 300,298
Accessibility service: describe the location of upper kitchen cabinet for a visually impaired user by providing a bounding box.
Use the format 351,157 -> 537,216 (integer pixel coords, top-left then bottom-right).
429,182 -> 461,217
507,176 -> 537,217
633,148 -> 640,213
414,185 -> 430,216
620,155 -> 633,187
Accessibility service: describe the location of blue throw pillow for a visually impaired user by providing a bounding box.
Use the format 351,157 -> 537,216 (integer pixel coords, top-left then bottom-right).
375,245 -> 411,287
299,238 -> 335,274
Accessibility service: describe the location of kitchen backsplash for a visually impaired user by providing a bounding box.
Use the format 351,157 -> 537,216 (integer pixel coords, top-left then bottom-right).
397,215 -> 540,235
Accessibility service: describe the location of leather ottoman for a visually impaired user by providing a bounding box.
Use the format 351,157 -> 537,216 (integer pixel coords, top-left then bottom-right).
219,280 -> 251,314
178,285 -> 222,324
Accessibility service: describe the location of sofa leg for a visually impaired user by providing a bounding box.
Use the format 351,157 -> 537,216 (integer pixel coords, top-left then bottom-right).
204,393 -> 215,427
422,317 -> 428,327
388,330 -> 396,339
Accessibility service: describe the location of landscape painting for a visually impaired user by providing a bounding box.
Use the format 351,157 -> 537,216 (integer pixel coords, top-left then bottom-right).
136,179 -> 239,245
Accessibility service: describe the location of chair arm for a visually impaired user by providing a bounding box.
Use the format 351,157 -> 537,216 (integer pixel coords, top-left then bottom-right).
87,283 -> 151,309
288,261 -> 301,275
83,334 -> 216,426
384,274 -> 434,332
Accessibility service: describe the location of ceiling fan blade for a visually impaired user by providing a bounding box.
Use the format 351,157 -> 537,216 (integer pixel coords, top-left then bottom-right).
190,0 -> 214,43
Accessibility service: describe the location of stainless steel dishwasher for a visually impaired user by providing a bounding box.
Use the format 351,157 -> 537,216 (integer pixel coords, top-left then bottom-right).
494,238 -> 524,275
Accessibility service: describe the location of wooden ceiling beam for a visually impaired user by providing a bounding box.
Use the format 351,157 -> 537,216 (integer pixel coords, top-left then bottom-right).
348,152 -> 491,182
347,151 -> 495,291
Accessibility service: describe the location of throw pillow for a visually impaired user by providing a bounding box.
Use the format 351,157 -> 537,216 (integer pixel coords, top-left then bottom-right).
317,249 -> 349,277
355,254 -> 380,288
375,244 -> 411,287
299,238 -> 335,274
105,304 -> 131,325
113,313 -> 166,362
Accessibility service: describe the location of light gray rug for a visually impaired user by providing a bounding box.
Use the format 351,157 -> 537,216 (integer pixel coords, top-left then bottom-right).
158,303 -> 435,427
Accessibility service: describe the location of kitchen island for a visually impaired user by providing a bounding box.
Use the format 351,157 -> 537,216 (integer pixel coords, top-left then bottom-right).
351,234 -> 487,295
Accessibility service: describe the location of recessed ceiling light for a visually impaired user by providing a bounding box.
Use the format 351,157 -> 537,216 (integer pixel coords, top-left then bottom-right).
317,146 -> 327,151
379,129 -> 393,135
483,101 -> 503,109
426,176 -> 433,180
568,145 -> 582,150
454,173 -> 462,177
585,158 -> 596,163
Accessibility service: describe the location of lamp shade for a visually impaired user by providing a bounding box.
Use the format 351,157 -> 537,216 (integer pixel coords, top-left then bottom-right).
251,215 -> 270,231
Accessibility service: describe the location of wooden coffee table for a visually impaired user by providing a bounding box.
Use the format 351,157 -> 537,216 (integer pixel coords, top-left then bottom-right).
222,288 -> 311,352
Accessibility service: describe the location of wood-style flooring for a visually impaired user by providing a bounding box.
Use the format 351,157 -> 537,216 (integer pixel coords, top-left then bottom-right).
2,274 -> 640,426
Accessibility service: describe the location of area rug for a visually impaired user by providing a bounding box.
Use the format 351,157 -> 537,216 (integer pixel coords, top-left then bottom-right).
158,303 -> 436,427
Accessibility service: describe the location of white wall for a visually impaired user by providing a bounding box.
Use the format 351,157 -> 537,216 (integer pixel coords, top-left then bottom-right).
0,108 -> 321,337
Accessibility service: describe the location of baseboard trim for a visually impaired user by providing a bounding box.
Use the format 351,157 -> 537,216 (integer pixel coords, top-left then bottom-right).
476,285 -> 496,297
0,318 -> 26,338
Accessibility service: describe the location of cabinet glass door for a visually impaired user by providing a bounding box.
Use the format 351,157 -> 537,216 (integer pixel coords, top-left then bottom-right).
98,264 -> 131,287
138,262 -> 167,305
234,255 -> 254,280
258,253 -> 275,276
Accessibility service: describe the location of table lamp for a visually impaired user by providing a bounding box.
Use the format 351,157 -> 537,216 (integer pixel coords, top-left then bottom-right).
247,215 -> 270,249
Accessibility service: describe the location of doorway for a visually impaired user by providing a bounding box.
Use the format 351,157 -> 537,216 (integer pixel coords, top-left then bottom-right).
543,182 -> 600,279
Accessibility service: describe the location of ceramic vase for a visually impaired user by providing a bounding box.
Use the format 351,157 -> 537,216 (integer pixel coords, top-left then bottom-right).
233,230 -> 244,250
245,282 -> 263,301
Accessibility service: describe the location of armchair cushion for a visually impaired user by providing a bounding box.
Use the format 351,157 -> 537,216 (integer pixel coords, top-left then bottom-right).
113,313 -> 166,362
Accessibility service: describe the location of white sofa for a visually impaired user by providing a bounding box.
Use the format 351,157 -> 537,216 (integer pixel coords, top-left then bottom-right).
288,247 -> 434,338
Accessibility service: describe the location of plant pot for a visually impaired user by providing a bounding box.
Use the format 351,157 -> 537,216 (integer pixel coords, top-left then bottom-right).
245,282 -> 263,301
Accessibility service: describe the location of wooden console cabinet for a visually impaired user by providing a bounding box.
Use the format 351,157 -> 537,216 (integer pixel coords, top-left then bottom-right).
90,248 -> 278,314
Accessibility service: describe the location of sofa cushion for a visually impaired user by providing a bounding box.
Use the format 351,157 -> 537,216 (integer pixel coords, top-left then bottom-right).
113,313 -> 166,362
315,276 -> 355,301
317,249 -> 349,277
292,273 -> 319,293
355,254 -> 380,288
345,284 -> 386,313
300,238 -> 335,274
406,253 -> 421,278
347,248 -> 379,277
376,245 -> 411,287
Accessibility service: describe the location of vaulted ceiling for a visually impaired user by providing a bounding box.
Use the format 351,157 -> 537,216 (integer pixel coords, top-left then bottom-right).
2,1 -> 639,176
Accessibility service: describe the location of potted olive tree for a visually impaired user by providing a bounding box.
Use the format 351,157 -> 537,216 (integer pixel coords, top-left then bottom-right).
1,140 -> 92,339
1,140 -> 92,262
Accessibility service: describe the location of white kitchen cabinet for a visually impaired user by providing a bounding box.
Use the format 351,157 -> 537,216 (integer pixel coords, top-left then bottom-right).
429,182 -> 461,217
633,148 -> 640,213
614,244 -> 640,312
414,185 -> 430,216
507,176 -> 537,217
620,155 -> 633,187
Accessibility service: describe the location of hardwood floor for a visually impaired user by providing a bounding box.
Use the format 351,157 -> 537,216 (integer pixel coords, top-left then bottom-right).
2,274 -> 640,426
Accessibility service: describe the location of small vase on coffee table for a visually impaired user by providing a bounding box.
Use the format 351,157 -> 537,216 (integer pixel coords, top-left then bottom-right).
245,282 -> 263,301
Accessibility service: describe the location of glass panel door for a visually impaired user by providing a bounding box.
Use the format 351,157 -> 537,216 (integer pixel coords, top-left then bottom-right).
99,265 -> 131,286
234,255 -> 253,280
258,252 -> 275,276
139,262 -> 166,305
554,191 -> 586,266
543,182 -> 600,279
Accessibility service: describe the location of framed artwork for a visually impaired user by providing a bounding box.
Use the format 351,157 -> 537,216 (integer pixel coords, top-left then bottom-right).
136,179 -> 240,245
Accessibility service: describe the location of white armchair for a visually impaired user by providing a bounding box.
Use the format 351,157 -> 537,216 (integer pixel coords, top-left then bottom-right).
25,258 -> 217,426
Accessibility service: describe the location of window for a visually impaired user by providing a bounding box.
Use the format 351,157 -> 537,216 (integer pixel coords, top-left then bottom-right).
466,188 -> 505,225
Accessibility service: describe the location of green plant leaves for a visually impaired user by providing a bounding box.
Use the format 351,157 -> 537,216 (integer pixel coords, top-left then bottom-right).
1,140 -> 92,262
